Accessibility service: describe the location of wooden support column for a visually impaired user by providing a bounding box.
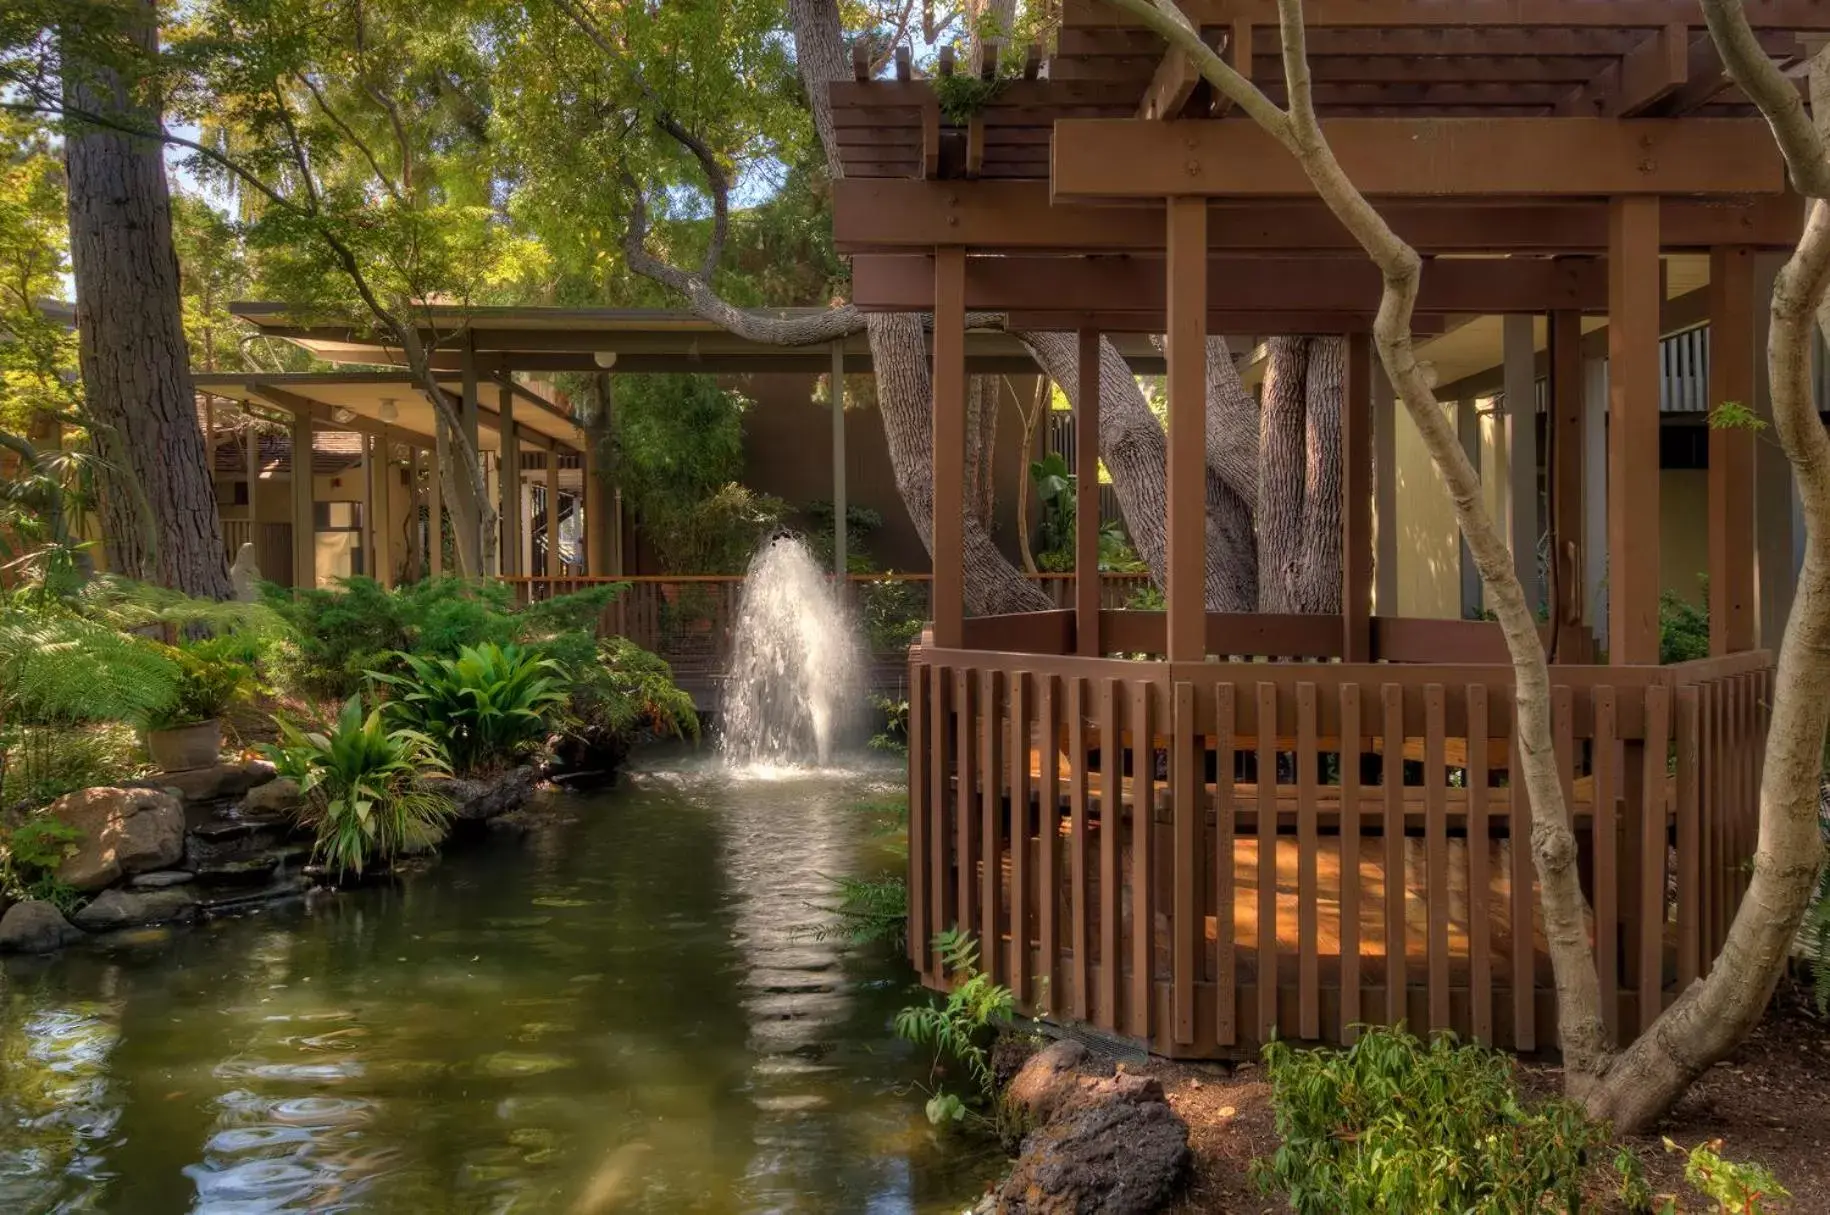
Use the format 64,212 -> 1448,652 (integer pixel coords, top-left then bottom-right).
407,445 -> 423,580
1075,329 -> 1102,657
455,342 -> 483,577
358,432 -> 373,581
1503,314 -> 1541,611
290,407 -> 314,589
545,453 -> 561,577
1164,197 -> 1207,663
1372,364 -> 1397,615
500,381 -> 522,579
373,431 -> 394,587
1583,356 -> 1609,641
431,422 -> 447,579
595,375 -> 621,577
832,341 -> 848,580
1548,309 -> 1587,661
1343,334 -> 1374,661
244,410 -> 258,529
933,246 -> 967,650
1709,246 -> 1758,654
583,432 -> 604,578
1606,196 -> 1661,665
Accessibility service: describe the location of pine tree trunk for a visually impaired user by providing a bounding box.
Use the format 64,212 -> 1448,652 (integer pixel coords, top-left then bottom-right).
1295,336 -> 1344,612
62,2 -> 231,599
1257,337 -> 1309,613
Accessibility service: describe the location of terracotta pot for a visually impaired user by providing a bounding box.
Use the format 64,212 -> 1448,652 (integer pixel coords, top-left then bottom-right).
148,719 -> 222,773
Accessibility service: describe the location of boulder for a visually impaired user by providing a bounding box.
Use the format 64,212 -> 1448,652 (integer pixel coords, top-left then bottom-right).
241,775 -> 304,819
48,787 -> 186,892
71,886 -> 198,932
425,765 -> 540,822
148,759 -> 278,806
1006,1040 -> 1093,1127
997,1073 -> 1189,1215
128,870 -> 195,889
0,900 -> 84,953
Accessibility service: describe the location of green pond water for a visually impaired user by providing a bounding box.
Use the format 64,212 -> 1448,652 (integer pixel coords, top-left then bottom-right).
0,756 -> 1004,1213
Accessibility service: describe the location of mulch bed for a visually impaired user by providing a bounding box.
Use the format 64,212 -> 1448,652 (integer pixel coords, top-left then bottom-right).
1139,990 -> 1830,1213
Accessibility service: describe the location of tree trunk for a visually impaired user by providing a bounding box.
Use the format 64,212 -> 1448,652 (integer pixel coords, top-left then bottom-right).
1295,336 -> 1344,612
1016,376 -> 1044,575
1257,337 -> 1309,613
61,2 -> 232,598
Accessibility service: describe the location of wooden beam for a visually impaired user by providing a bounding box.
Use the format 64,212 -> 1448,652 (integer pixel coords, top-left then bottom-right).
1062,0 -> 1830,30
852,252 -> 1608,314
1664,30 -> 1806,114
1139,48 -> 1198,119
832,180 -> 1805,253
1607,197 -> 1662,665
1213,21 -> 1250,115
933,247 -> 967,650
1165,198 -> 1206,663
1075,329 -> 1101,657
1051,118 -> 1787,200
1342,334 -> 1373,662
1002,309 -> 1447,336
1558,23 -> 1686,116
1708,246 -> 1758,654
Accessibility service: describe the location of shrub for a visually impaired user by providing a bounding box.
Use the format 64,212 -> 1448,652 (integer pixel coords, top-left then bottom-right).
146,643 -> 254,730
869,693 -> 908,754
895,927 -> 1015,1126
859,577 -> 928,654
0,816 -> 85,909
265,694 -> 452,878
1251,1025 -> 1613,1215
0,722 -> 144,810
372,642 -> 569,775
566,636 -> 698,745
1660,1138 -> 1790,1214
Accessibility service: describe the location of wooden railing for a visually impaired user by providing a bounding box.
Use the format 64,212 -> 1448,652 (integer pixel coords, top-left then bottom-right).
904,644 -> 1771,1058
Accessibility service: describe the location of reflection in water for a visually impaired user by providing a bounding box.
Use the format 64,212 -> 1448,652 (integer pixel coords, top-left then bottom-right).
0,756 -> 1000,1213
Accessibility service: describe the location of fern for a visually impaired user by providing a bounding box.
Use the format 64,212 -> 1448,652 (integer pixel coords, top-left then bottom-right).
804,872 -> 907,947
894,927 -> 1016,1117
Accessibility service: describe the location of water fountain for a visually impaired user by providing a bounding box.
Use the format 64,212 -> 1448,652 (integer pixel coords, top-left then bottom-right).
719,534 -> 865,768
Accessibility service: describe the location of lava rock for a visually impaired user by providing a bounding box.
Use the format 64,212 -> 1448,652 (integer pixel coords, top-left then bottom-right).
424,765 -> 540,822
128,870 -> 196,889
1006,1040 -> 1093,1127
71,886 -> 199,932
997,1073 -> 1190,1215
0,900 -> 85,953
241,775 -> 303,819
48,787 -> 187,892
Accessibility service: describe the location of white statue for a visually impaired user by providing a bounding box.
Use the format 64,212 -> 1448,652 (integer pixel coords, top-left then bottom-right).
230,542 -> 262,602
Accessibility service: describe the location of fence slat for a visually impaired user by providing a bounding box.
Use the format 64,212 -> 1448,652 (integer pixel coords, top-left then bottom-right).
1594,685 -> 1619,1041
909,663 -> 930,976
1008,671 -> 1030,1004
1070,676 -> 1092,1022
1339,683 -> 1363,1044
1467,683 -> 1493,1045
1172,680 -> 1199,1046
980,669 -> 1002,984
1424,683 -> 1450,1032
1641,684 -> 1671,1035
1297,681 -> 1321,1041
1129,682 -> 1155,1041
1038,674 -> 1061,1016
1382,683 -> 1407,1027
1676,685 -> 1701,993
1099,677 -> 1121,1031
956,667 -> 977,946
932,665 -> 953,974
1215,684 -> 1238,1048
1257,681 -> 1280,1041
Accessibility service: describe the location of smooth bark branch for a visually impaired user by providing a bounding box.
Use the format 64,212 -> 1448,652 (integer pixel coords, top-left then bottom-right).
1579,0 -> 1830,1131
1106,0 -> 1608,1079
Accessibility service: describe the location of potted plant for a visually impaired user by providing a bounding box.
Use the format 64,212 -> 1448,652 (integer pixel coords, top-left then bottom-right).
145,646 -> 253,772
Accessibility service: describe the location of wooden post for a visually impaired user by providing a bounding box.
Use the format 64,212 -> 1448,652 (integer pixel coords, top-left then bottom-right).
500,381 -> 522,579
358,430 -> 373,581
290,407 -> 314,589
1372,364 -> 1397,616
456,340 -> 483,577
430,423 -> 446,579
1549,309 -> 1587,661
545,452 -> 561,577
1503,314 -> 1540,611
1342,333 -> 1373,662
1165,197 -> 1206,663
832,341 -> 848,581
1075,329 -> 1102,657
582,431 -> 603,578
1607,196 -> 1661,665
1583,356 -> 1609,641
1708,246 -> 1758,655
933,246 -> 967,650
373,431 -> 394,587
407,444 -> 423,580
596,375 -> 620,577
244,409 -> 258,529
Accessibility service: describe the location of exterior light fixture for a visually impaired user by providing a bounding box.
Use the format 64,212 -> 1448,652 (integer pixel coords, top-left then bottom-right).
379,397 -> 399,422
593,351 -> 619,369
331,406 -> 356,424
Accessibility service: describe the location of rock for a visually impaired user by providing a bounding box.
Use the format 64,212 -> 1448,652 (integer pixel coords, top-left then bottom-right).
997,1073 -> 1189,1215
128,870 -> 195,889
0,900 -> 84,953
241,775 -> 303,818
1006,1040 -> 1093,1126
48,787 -> 187,892
149,759 -> 278,805
193,873 -> 313,915
424,765 -> 540,822
71,886 -> 199,932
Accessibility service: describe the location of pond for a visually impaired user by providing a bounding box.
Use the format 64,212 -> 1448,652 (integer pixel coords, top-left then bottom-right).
0,755 -> 1004,1213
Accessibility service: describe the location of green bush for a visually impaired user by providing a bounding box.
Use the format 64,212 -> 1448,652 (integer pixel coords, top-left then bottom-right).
1660,588 -> 1710,665
0,722 -> 144,810
566,636 -> 698,745
1252,1026 -> 1613,1215
895,927 -> 1015,1126
0,816 -> 85,910
858,577 -> 928,653
146,643 -> 254,730
265,693 -> 453,878
1660,1138 -> 1789,1213
372,642 -> 569,775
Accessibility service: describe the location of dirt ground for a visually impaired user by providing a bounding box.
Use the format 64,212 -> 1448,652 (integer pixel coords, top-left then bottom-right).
1145,991 -> 1830,1213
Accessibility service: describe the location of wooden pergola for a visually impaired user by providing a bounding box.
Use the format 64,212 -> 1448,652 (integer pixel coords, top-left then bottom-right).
840,1 -> 1826,1058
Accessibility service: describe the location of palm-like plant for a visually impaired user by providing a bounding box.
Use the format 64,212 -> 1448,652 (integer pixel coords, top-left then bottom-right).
371,642 -> 569,775
266,694 -> 452,878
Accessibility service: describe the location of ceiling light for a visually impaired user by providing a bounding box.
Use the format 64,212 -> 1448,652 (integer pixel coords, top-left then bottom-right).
331,406 -> 355,424
593,351 -> 618,369
379,397 -> 398,422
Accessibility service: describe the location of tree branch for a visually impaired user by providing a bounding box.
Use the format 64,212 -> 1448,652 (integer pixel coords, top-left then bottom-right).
1700,0 -> 1830,196
296,72 -> 402,202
